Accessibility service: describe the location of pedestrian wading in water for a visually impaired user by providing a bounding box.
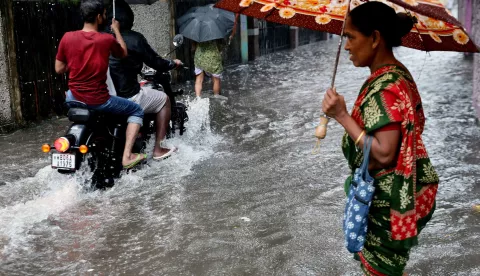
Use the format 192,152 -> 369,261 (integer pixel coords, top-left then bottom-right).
193,39 -> 224,97
322,2 -> 439,275
193,13 -> 239,99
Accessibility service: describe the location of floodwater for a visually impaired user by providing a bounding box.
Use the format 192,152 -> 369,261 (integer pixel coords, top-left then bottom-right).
0,39 -> 479,275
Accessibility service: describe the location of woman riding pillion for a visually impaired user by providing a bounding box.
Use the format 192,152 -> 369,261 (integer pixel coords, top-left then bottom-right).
322,2 -> 439,275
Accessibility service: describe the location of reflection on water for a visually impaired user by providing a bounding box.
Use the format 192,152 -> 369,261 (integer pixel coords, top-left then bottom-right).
1,39 -> 479,275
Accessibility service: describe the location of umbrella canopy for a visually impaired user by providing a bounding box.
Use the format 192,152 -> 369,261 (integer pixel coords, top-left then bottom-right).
215,0 -> 479,53
177,4 -> 236,43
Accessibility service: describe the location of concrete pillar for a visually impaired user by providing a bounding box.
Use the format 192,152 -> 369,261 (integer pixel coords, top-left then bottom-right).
247,17 -> 259,61
471,1 -> 480,120
0,1 -> 22,133
240,14 -> 248,63
457,0 -> 465,25
290,26 -> 299,49
459,0 -> 480,119
464,0 -> 473,33
457,0 -> 480,120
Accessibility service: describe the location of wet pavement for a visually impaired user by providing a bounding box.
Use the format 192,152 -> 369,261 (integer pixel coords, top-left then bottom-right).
0,39 -> 480,275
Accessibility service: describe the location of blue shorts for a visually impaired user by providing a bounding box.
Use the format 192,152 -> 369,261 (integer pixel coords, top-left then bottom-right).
66,90 -> 144,126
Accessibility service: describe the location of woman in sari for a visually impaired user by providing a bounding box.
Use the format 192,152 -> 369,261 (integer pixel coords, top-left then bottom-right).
322,2 -> 439,275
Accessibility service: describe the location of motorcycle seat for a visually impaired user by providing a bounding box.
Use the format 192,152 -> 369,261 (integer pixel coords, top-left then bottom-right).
67,107 -> 93,123
65,101 -> 130,125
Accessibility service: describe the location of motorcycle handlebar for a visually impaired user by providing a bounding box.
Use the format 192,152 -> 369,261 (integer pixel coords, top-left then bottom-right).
174,63 -> 188,71
141,63 -> 188,77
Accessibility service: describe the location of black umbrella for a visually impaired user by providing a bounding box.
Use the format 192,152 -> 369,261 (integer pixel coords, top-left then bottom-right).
177,4 -> 235,43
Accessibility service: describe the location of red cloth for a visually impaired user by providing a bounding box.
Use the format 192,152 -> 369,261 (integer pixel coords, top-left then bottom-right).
376,123 -> 401,132
56,31 -> 124,105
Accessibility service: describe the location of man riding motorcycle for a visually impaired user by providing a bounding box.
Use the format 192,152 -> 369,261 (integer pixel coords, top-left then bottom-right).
108,0 -> 181,160
55,0 -> 146,169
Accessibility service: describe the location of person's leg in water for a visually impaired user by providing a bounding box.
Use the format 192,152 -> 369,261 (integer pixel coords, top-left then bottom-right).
153,97 -> 173,158
104,97 -> 145,167
116,100 -> 145,167
195,71 -> 205,97
123,122 -> 143,166
94,95 -> 145,167
212,76 -> 221,95
212,75 -> 227,100
129,87 -> 177,160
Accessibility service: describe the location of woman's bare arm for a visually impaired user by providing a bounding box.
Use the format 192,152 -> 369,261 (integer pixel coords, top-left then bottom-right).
336,113 -> 400,169
322,88 -> 401,170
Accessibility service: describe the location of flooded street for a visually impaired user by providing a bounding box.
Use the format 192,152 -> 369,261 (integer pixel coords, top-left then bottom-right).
1,39 -> 479,275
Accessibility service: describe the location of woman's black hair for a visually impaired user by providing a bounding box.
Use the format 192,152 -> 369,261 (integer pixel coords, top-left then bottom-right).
349,2 -> 415,48
80,0 -> 105,24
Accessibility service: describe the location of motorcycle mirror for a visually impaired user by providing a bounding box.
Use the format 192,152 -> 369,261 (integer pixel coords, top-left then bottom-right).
173,34 -> 184,47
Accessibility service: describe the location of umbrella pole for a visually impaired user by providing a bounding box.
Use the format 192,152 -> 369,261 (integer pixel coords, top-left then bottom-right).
315,0 -> 351,142
113,0 -> 116,18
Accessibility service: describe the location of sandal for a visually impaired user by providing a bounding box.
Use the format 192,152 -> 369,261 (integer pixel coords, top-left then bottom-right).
123,153 -> 147,169
153,147 -> 178,161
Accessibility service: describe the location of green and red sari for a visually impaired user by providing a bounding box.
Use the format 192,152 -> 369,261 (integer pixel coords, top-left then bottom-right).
341,65 -> 439,276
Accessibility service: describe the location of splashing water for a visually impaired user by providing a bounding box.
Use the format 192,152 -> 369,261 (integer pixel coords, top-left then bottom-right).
0,96 -> 220,264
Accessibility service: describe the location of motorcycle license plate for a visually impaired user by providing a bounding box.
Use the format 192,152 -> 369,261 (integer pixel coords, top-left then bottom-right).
51,153 -> 75,170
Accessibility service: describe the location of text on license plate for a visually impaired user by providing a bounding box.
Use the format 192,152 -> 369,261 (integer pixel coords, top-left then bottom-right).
52,153 -> 76,169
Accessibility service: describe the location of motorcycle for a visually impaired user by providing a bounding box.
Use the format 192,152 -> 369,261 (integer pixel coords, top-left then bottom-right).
42,34 -> 188,190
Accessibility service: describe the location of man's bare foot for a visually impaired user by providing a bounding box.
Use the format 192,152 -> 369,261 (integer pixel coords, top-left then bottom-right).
153,147 -> 171,158
153,147 -> 178,160
122,153 -> 146,168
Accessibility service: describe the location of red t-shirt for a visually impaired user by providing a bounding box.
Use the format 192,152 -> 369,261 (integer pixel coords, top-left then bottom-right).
56,31 -> 124,105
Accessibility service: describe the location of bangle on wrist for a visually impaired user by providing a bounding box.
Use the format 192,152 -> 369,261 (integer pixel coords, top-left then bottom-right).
354,130 -> 365,146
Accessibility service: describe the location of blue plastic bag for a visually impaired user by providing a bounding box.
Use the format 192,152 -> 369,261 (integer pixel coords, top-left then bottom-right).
343,135 -> 375,253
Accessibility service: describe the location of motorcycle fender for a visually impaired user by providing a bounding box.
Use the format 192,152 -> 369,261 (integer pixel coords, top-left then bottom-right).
66,123 -> 91,147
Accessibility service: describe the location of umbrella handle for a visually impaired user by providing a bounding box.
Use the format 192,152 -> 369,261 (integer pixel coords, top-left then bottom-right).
315,34 -> 344,140
315,116 -> 329,140
316,0 -> 351,141
315,34 -> 343,140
